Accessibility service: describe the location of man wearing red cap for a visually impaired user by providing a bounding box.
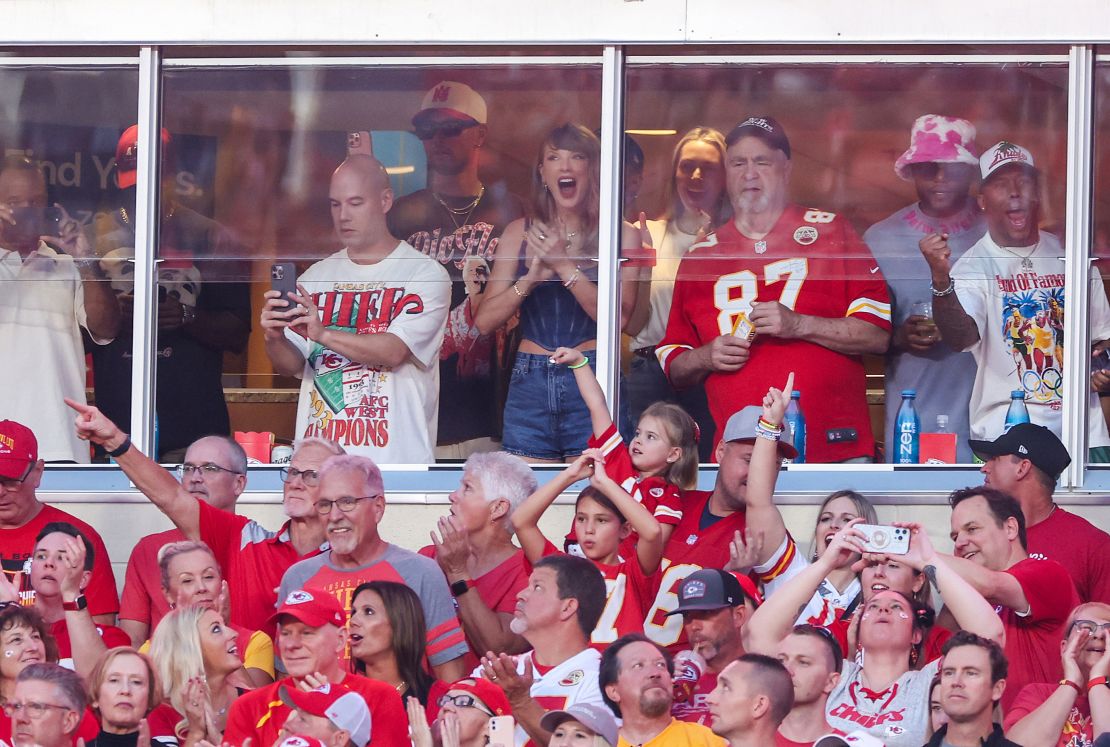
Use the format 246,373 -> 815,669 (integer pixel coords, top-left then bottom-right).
91,124 -> 251,461
658,116 -> 891,464
864,114 -> 986,463
223,588 -> 407,747
388,81 -> 526,460
0,419 -> 119,624
0,155 -> 120,464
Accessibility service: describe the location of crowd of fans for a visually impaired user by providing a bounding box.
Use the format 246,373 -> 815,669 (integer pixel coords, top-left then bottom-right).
3,81 -> 1110,747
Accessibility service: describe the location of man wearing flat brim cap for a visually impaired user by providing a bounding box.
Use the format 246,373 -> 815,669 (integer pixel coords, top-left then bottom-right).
865,114 -> 985,464
972,422 -> 1110,604
919,137 -> 1110,461
657,114 -> 891,465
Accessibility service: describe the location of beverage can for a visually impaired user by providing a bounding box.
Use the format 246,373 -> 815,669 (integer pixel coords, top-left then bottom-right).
270,445 -> 294,464
672,650 -> 706,704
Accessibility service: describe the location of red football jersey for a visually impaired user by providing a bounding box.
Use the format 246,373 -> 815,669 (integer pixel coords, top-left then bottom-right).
642,490 -> 747,652
658,206 -> 891,463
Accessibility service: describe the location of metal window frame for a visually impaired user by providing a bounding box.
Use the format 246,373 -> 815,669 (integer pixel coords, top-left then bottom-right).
18,43 -> 1110,498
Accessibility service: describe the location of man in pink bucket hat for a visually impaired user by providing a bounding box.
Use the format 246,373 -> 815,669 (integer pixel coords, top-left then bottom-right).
864,114 -> 986,463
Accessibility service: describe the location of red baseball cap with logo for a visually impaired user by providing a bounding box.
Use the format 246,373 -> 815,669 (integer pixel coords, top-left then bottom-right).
115,125 -> 173,189
268,589 -> 347,628
0,420 -> 37,481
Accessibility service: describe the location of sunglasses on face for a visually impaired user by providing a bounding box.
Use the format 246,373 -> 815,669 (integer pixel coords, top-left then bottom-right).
414,120 -> 478,141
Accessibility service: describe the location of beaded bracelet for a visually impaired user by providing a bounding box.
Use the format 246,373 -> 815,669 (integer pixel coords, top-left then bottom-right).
755,422 -> 782,442
568,359 -> 589,370
758,417 -> 783,432
512,282 -> 528,298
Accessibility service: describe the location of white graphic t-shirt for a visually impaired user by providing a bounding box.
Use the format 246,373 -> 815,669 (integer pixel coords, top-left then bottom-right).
951,231 -> 1110,446
826,659 -> 939,747
287,242 -> 450,463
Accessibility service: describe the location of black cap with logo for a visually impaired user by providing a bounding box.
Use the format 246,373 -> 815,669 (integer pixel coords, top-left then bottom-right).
968,422 -> 1072,480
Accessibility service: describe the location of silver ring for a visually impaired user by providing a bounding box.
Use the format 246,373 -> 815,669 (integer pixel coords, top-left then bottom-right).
538,232 -> 547,241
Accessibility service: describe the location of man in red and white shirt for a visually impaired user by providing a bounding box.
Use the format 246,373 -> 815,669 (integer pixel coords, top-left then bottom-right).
657,116 -> 891,463
942,486 -> 1079,711
479,554 -> 608,747
69,399 -> 338,633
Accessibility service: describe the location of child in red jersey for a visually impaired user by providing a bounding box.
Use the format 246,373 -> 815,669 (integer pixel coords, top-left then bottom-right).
513,450 -> 664,648
552,346 -> 698,554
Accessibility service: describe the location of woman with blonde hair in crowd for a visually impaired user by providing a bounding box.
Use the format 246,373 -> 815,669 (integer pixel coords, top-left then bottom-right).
147,606 -> 251,747
626,126 -> 729,459
147,541 -> 273,686
85,647 -> 167,747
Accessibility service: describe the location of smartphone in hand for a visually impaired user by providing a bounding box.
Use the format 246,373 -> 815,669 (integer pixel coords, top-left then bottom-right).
270,262 -> 298,312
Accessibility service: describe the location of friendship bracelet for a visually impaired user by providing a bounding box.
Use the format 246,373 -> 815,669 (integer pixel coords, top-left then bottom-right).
512,282 -> 528,298
757,417 -> 783,432
755,423 -> 782,442
563,267 -> 581,290
568,359 -> 590,370
931,279 -> 956,297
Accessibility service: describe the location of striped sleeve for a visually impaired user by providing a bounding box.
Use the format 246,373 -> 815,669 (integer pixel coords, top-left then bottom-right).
839,218 -> 892,330
397,550 -> 469,666
657,257 -> 700,379
752,533 -> 810,601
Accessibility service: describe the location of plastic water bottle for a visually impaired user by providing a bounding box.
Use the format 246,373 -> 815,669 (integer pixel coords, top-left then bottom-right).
895,390 -> 920,464
784,390 -> 805,463
1004,390 -> 1030,432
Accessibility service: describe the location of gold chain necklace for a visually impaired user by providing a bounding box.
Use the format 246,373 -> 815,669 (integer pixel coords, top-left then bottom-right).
433,186 -> 485,231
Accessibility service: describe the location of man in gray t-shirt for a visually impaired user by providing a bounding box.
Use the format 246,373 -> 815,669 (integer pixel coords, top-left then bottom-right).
864,114 -> 986,463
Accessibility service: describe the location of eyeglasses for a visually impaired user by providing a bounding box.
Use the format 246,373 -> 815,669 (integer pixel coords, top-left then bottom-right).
437,693 -> 493,716
0,464 -> 32,491
2,701 -> 73,719
279,466 -> 321,487
176,463 -> 243,478
315,495 -> 378,514
414,120 -> 478,141
1070,620 -> 1110,636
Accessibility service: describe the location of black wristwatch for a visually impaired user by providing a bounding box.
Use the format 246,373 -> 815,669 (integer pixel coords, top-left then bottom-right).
450,579 -> 475,598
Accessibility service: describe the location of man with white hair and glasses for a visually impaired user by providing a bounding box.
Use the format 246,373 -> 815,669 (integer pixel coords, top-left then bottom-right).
69,398 -> 342,632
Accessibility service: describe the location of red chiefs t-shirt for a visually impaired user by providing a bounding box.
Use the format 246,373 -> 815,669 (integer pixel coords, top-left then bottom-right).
0,504 -> 119,617
223,673 -> 408,747
1004,683 -> 1092,747
120,528 -> 185,630
529,540 -> 654,650
197,499 -> 322,634
1027,506 -> 1110,604
642,490 -> 747,652
658,207 -> 891,462
997,557 -> 1079,711
671,670 -> 717,725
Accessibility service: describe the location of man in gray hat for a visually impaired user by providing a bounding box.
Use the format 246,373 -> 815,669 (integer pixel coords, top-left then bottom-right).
642,406 -> 793,653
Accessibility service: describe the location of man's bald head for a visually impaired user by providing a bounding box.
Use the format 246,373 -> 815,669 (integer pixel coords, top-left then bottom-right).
332,154 -> 391,193
329,155 -> 394,253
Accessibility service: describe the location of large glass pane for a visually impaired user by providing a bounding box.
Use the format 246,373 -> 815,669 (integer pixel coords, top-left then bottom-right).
624,61 -> 1068,464
0,66 -> 138,463
158,63 -> 604,465
1091,58 -> 1110,465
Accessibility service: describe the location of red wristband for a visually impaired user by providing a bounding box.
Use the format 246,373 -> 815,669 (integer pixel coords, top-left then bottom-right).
1087,676 -> 1109,691
1060,679 -> 1083,694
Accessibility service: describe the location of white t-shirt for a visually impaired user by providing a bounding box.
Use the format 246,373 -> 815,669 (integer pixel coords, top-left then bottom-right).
471,647 -> 605,747
0,243 -> 110,462
755,534 -> 862,627
287,242 -> 450,463
630,219 -> 702,351
951,231 -> 1110,446
826,658 -> 939,747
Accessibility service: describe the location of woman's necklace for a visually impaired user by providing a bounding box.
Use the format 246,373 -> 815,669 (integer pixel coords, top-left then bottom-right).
433,186 -> 485,231
395,680 -> 407,694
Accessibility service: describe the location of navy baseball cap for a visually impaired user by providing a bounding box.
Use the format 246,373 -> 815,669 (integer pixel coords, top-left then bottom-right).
969,422 -> 1071,480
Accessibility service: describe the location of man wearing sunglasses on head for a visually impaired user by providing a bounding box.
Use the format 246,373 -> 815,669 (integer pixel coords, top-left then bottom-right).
68,398 -> 343,635
388,81 -> 526,461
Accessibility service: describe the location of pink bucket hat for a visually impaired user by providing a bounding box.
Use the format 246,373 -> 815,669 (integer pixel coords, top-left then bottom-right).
894,114 -> 979,180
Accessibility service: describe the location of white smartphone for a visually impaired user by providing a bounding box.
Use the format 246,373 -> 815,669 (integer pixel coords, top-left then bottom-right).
487,715 -> 515,747
855,524 -> 911,555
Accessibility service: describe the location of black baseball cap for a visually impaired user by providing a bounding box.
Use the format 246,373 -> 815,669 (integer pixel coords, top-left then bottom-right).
667,569 -> 746,615
725,116 -> 791,158
969,423 -> 1072,480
